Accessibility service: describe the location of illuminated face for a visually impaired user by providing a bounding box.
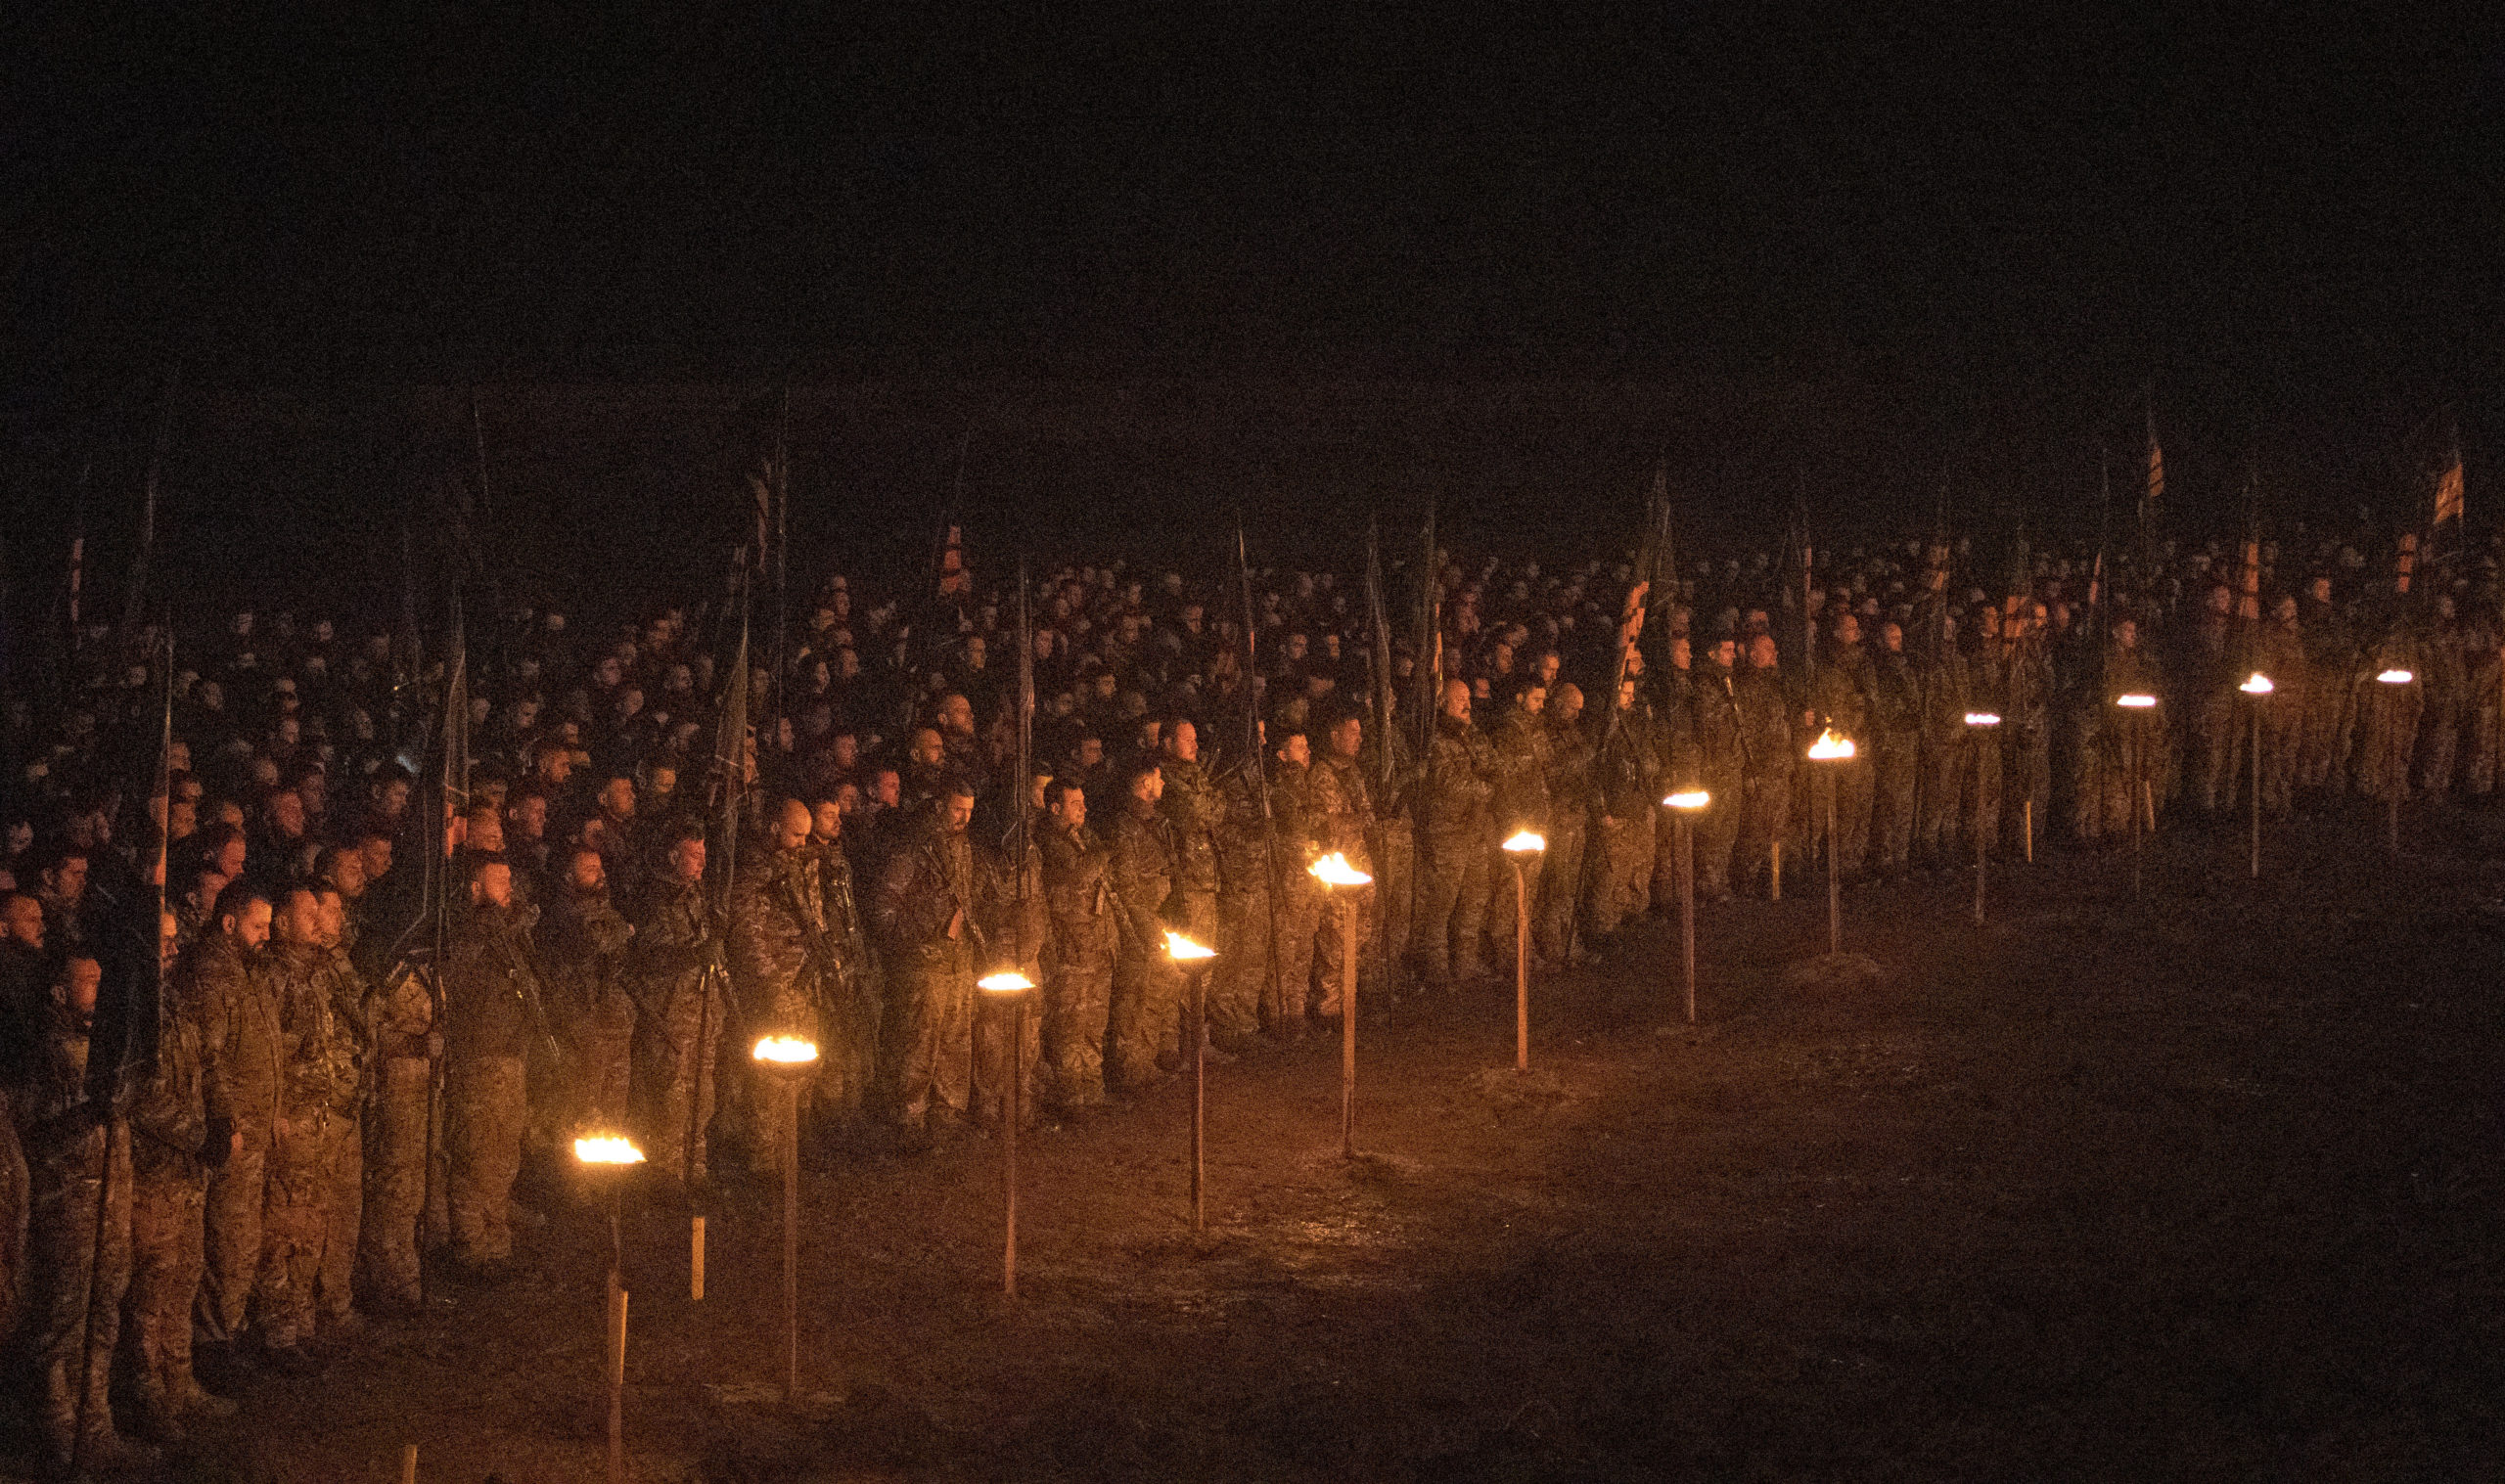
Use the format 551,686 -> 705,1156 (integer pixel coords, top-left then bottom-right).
811,802 -> 842,841
230,898 -> 273,950
669,837 -> 707,883
1165,721 -> 1198,763
1052,787 -> 1086,830
942,793 -> 976,832
1330,716 -> 1363,758
912,729 -> 944,767
775,801 -> 811,853
360,834 -> 393,880
474,863 -> 515,911
64,958 -> 102,1024
316,891 -> 347,949
568,850 -> 605,892
1280,735 -> 1310,768
4,897 -> 43,948
600,778 -> 635,820
1440,679 -> 1472,723
276,889 -> 324,946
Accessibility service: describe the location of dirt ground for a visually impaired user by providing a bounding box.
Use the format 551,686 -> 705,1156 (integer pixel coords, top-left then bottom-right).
100,803 -> 2505,1481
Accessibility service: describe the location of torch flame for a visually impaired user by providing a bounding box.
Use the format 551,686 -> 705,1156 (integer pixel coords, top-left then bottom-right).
2377,668 -> 2414,685
1306,851 -> 1374,887
978,970 -> 1037,993
2116,693 -> 2158,709
1806,728 -> 1856,761
752,1035 -> 820,1064
1500,831 -> 1546,853
1662,789 -> 1710,810
1162,930 -> 1216,962
573,1135 -> 646,1166
2239,672 -> 2274,696
1963,712 -> 2001,727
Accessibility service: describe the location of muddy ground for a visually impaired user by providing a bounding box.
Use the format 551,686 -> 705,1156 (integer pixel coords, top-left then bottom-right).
97,804 -> 2505,1480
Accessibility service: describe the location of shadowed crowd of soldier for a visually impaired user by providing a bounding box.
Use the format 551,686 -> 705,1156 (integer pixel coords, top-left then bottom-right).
0,513 -> 2493,1475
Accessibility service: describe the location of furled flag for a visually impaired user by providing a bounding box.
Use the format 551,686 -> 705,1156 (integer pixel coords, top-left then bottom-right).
2145,425 -> 2165,515
2434,447 -> 2465,527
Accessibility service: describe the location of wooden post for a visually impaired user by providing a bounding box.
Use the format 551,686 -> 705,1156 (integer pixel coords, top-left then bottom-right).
690,1216 -> 705,1302
1341,900 -> 1359,1158
401,1443 -> 418,1484
1678,811 -> 1697,1023
1513,860 -> 1529,1071
2250,699 -> 2262,879
2023,798 -> 2033,865
1189,967 -> 1205,1232
1005,996 -> 1024,1293
1769,838 -> 1781,901
783,1079 -> 799,1403
607,1287 -> 628,1484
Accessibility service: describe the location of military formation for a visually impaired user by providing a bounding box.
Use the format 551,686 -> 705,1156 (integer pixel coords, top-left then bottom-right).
0,515 -> 2495,1473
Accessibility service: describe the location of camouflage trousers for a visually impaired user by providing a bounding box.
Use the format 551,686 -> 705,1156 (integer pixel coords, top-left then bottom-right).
359,1057 -> 433,1308
1736,772 -> 1790,896
319,1111 -> 360,1324
254,1111 -> 333,1348
202,1113 -> 271,1339
886,952 -> 975,1126
1042,942 -> 1115,1109
1107,948 -> 1181,1094
447,1056 -> 526,1267
973,965 -> 1043,1127
1369,825 -> 1416,995
1692,771 -> 1743,896
1208,887 -> 1268,1048
27,1122 -> 131,1464
1268,877 -> 1326,1026
2418,699 -> 2465,798
570,1029 -> 634,1137
1584,816 -> 1652,940
2297,678 -> 2356,789
1823,757 -> 1875,879
633,978 -> 723,1191
127,1151 -> 209,1424
2002,728 -> 2052,857
1869,734 -> 1919,874
1534,822 -> 1585,961
1412,832 -> 1492,984
1310,887 -> 1367,1019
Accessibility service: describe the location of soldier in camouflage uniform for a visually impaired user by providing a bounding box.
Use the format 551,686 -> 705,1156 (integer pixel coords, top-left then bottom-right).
358,917 -> 437,1311
13,954 -> 153,1473
874,785 -> 979,1130
1686,639 -> 1748,898
731,801 -> 836,1170
1101,765 -> 1181,1087
1733,637 -> 1793,897
1866,621 -> 1923,877
1157,720 -> 1222,949
808,795 -> 882,1131
2243,595 -> 2309,813
631,824 -> 725,1192
442,860 -> 545,1273
2297,576 -> 2360,796
199,879 -> 283,1348
1413,679 -> 1497,988
1265,728 -> 1327,1026
1358,698 -> 1418,997
1038,782 -> 1117,1108
130,910 -> 241,1443
2000,607 -> 2055,856
1811,613 -> 1879,878
258,886 -> 358,1366
1537,684 -> 1593,961
1912,608 -> 1972,870
1310,711 -> 1377,1015
312,886 -> 371,1338
973,806 -> 1046,1127
542,846 -> 637,1137
1484,682 -> 1549,969
1209,742 -> 1274,1048
1586,677 -> 1658,942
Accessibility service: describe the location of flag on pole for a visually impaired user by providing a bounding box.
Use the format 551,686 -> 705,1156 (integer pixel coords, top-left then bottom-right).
2434,450 -> 2465,528
2145,426 -> 2165,517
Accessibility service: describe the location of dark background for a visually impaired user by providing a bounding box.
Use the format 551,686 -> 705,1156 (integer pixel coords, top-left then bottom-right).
3,7 -> 2498,621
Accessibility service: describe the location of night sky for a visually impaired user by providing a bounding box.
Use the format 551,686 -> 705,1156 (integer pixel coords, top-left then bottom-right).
6,9 -> 2499,596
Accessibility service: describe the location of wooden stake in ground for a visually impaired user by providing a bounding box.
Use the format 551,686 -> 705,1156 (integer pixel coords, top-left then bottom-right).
608,1286 -> 628,1484
1308,853 -> 1374,1156
570,1135 -> 645,1484
1154,939 -> 1214,1227
979,972 -> 1039,1282
690,1216 -> 705,1301
752,1036 -> 820,1401
401,1443 -> 418,1484
1663,792 -> 1709,1021
1770,838 -> 1782,901
2116,694 -> 2157,898
2377,668 -> 2413,858
1500,832 -> 1545,1068
1806,730 -> 1855,953
2240,672 -> 2273,878
1963,715 -> 2000,924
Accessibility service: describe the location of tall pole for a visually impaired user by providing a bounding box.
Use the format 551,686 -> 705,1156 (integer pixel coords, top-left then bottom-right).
1512,859 -> 1529,1071
1190,964 -> 1206,1233
1677,811 -> 1698,1022
2130,715 -> 2145,899
1341,900 -> 1358,1159
1974,809 -> 1987,924
2249,698 -> 2262,879
782,1075 -> 799,1403
1824,772 -> 1842,955
1004,996 -> 1023,1294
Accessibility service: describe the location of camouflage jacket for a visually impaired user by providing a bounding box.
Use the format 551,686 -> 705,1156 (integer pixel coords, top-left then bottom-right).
131,980 -> 211,1174
268,940 -> 362,1119
1157,754 -> 1222,895
544,882 -> 638,1040
191,931 -> 283,1129
732,847 -> 837,1027
630,876 -> 722,1024
1040,819 -> 1119,961
1310,751 -> 1376,866
1420,712 -> 1496,842
1488,704 -> 1552,835
1104,797 -> 1177,949
442,907 -> 546,1063
874,817 -> 979,967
